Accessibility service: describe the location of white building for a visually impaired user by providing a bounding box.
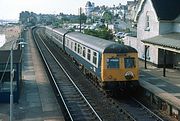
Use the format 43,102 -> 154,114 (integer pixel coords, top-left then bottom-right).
0,34 -> 6,48
124,0 -> 180,68
85,1 -> 95,17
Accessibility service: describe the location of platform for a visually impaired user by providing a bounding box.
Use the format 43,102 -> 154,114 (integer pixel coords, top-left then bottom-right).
139,60 -> 180,119
0,29 -> 65,121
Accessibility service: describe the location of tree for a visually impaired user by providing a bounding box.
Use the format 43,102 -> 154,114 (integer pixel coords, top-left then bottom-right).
102,11 -> 113,24
84,27 -> 113,40
80,13 -> 87,24
19,11 -> 30,24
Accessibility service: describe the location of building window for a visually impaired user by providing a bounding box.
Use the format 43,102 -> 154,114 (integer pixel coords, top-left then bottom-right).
87,49 -> 91,61
93,52 -> 97,65
145,14 -> 150,31
146,15 -> 149,27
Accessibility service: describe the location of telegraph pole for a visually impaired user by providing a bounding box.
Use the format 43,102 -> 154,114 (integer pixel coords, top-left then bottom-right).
79,7 -> 82,32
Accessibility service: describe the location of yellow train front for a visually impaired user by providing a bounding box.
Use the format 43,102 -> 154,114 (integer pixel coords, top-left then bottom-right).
101,44 -> 139,91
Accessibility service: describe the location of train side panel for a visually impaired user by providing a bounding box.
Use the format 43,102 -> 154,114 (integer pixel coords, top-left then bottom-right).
64,38 -> 102,79
45,27 -> 64,49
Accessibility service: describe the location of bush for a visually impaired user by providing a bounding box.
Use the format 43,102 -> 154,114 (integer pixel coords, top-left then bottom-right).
84,27 -> 113,40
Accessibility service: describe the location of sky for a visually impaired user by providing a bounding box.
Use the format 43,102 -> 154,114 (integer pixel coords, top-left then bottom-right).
0,0 -> 130,20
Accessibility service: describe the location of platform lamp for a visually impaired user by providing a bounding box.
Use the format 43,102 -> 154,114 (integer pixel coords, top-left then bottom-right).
10,39 -> 27,121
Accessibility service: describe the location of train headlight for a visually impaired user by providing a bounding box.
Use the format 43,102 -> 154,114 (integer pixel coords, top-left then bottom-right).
125,71 -> 134,80
108,75 -> 112,79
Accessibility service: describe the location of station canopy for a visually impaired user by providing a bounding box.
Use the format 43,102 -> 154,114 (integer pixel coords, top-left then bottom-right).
141,33 -> 180,53
0,50 -> 22,64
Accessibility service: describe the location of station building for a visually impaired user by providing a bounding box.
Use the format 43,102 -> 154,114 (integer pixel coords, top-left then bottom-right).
0,49 -> 22,103
123,0 -> 180,69
0,25 -> 22,103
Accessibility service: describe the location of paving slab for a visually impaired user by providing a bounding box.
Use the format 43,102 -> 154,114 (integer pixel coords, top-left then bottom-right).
139,60 -> 180,109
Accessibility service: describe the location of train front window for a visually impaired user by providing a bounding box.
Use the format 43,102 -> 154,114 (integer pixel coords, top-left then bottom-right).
124,57 -> 135,68
107,58 -> 119,69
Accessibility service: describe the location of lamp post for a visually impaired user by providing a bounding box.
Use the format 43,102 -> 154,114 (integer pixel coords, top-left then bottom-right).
10,39 -> 27,121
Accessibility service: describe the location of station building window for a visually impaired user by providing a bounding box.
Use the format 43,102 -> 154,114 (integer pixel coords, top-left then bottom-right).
87,49 -> 91,61
93,52 -> 97,65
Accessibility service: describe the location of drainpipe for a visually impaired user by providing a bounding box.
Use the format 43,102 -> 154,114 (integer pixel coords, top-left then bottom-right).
163,49 -> 167,77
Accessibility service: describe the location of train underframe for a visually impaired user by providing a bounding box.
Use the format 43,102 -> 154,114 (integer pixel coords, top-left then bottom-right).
76,61 -> 139,94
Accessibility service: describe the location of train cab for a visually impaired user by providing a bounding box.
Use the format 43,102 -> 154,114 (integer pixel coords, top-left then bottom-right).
101,44 -> 139,89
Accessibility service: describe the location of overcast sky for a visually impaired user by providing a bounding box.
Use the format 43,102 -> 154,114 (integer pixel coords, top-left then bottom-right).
0,0 -> 130,20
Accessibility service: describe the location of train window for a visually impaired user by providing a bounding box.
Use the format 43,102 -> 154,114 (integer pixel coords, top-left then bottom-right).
71,42 -> 73,49
59,36 -> 63,43
124,57 -> 135,68
83,47 -> 86,57
78,44 -> 82,54
80,46 -> 82,55
87,49 -> 91,61
74,43 -> 77,52
55,34 -> 58,39
106,58 -> 119,68
67,39 -> 69,47
93,52 -> 97,65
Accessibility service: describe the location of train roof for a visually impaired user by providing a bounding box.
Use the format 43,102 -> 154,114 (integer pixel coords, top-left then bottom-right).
46,26 -> 67,35
66,32 -> 137,53
46,26 -> 137,54
104,44 -> 137,53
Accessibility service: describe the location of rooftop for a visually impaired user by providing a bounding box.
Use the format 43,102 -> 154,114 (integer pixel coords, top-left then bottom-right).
134,0 -> 180,21
151,0 -> 180,20
0,50 -> 22,64
141,33 -> 180,50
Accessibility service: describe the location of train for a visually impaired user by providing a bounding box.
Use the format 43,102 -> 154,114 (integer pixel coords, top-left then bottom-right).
44,26 -> 139,91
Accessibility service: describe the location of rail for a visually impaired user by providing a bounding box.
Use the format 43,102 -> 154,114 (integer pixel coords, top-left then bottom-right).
32,28 -> 102,121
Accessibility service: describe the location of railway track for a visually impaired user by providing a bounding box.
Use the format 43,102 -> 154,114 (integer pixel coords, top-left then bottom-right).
32,27 -> 166,121
32,28 -> 102,121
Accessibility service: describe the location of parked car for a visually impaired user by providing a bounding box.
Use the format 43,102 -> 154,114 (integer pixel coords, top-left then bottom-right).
114,32 -> 125,38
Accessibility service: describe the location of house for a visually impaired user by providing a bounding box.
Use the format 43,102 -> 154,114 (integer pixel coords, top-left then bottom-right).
85,1 -> 95,17
124,0 -> 180,68
126,0 -> 138,21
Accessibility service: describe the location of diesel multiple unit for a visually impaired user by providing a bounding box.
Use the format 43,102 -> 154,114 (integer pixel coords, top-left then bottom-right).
45,26 -> 139,90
